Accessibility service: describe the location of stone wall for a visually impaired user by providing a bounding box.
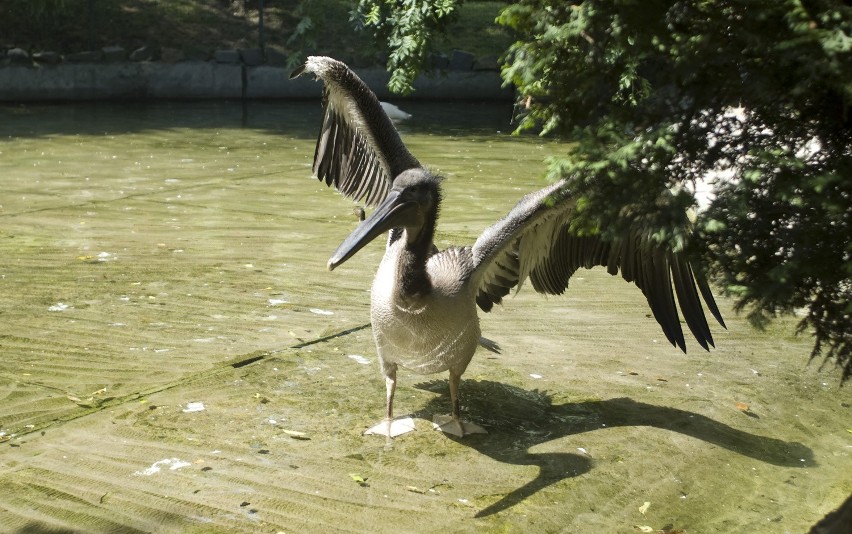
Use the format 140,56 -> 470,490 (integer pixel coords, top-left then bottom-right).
0,46 -> 513,102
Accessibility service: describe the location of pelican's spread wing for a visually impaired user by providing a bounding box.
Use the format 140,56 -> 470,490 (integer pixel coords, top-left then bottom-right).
290,56 -> 420,206
470,180 -> 726,352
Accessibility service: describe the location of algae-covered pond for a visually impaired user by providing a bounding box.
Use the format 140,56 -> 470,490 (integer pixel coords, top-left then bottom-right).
0,101 -> 849,533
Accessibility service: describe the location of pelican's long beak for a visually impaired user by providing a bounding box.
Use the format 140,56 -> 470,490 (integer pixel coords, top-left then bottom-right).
327,190 -> 419,270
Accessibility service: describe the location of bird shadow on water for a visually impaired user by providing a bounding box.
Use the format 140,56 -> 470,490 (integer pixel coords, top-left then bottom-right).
413,379 -> 815,518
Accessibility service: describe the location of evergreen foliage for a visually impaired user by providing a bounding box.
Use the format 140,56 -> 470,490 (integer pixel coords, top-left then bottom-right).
357,0 -> 852,380
355,0 -> 462,93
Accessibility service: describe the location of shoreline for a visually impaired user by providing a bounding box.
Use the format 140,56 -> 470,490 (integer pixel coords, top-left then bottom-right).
0,62 -> 513,103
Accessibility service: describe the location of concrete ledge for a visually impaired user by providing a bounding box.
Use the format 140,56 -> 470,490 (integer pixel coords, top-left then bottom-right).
0,63 -> 513,102
146,63 -> 243,99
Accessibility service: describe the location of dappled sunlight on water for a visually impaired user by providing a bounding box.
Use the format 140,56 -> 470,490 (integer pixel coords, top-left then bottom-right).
0,101 -> 848,532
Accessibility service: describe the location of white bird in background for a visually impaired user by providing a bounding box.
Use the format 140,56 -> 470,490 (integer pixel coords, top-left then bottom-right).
380,101 -> 412,121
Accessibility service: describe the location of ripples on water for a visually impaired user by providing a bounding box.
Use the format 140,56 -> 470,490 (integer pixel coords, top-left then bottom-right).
0,101 -> 845,532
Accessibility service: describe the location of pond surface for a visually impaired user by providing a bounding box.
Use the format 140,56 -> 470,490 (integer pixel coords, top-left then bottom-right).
0,101 -> 848,533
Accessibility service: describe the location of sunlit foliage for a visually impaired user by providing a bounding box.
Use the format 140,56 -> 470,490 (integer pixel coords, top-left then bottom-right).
358,0 -> 852,380
354,0 -> 461,93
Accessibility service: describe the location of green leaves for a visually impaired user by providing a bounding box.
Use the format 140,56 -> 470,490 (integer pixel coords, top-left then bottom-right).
354,0 -> 462,94
500,0 -> 851,380
352,0 -> 852,380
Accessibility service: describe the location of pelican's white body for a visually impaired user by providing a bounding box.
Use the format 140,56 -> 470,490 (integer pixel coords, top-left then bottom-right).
371,240 -> 480,376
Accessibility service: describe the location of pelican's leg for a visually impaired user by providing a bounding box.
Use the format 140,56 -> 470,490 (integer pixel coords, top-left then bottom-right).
433,370 -> 487,437
364,362 -> 415,438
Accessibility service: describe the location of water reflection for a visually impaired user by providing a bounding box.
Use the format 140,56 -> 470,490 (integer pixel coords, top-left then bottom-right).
0,100 -> 517,140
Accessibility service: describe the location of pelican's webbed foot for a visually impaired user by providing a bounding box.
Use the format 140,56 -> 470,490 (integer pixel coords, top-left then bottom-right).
432,414 -> 487,437
364,417 -> 416,438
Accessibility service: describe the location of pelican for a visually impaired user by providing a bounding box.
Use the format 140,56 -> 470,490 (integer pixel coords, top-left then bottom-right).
290,56 -> 726,438
379,101 -> 412,121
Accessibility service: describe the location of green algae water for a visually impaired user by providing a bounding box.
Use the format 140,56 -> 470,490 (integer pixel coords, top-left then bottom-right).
0,101 -> 848,533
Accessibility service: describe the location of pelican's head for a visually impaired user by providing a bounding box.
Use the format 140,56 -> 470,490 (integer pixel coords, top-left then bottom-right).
328,169 -> 442,270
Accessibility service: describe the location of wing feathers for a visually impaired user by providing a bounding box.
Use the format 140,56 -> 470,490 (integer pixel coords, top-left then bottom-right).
313,104 -> 392,206
695,270 -> 727,329
472,180 -> 724,352
294,57 -> 726,353
294,56 -> 420,207
670,258 -> 713,350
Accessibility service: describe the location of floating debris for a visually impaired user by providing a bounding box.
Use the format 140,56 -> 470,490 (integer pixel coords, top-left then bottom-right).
348,354 -> 370,365
77,252 -> 116,263
735,401 -> 759,418
529,373 -> 543,379
268,298 -> 288,306
134,458 -> 191,476
638,501 -> 651,516
309,308 -> 334,315
406,486 -> 426,494
182,402 -> 206,413
66,395 -> 98,408
48,303 -> 70,312
283,429 -> 310,440
349,473 -> 369,487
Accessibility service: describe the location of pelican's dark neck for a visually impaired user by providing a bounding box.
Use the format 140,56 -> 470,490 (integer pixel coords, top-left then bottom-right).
398,203 -> 438,297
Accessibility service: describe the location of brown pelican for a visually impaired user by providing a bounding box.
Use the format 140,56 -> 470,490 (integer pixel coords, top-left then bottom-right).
290,56 -> 726,438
